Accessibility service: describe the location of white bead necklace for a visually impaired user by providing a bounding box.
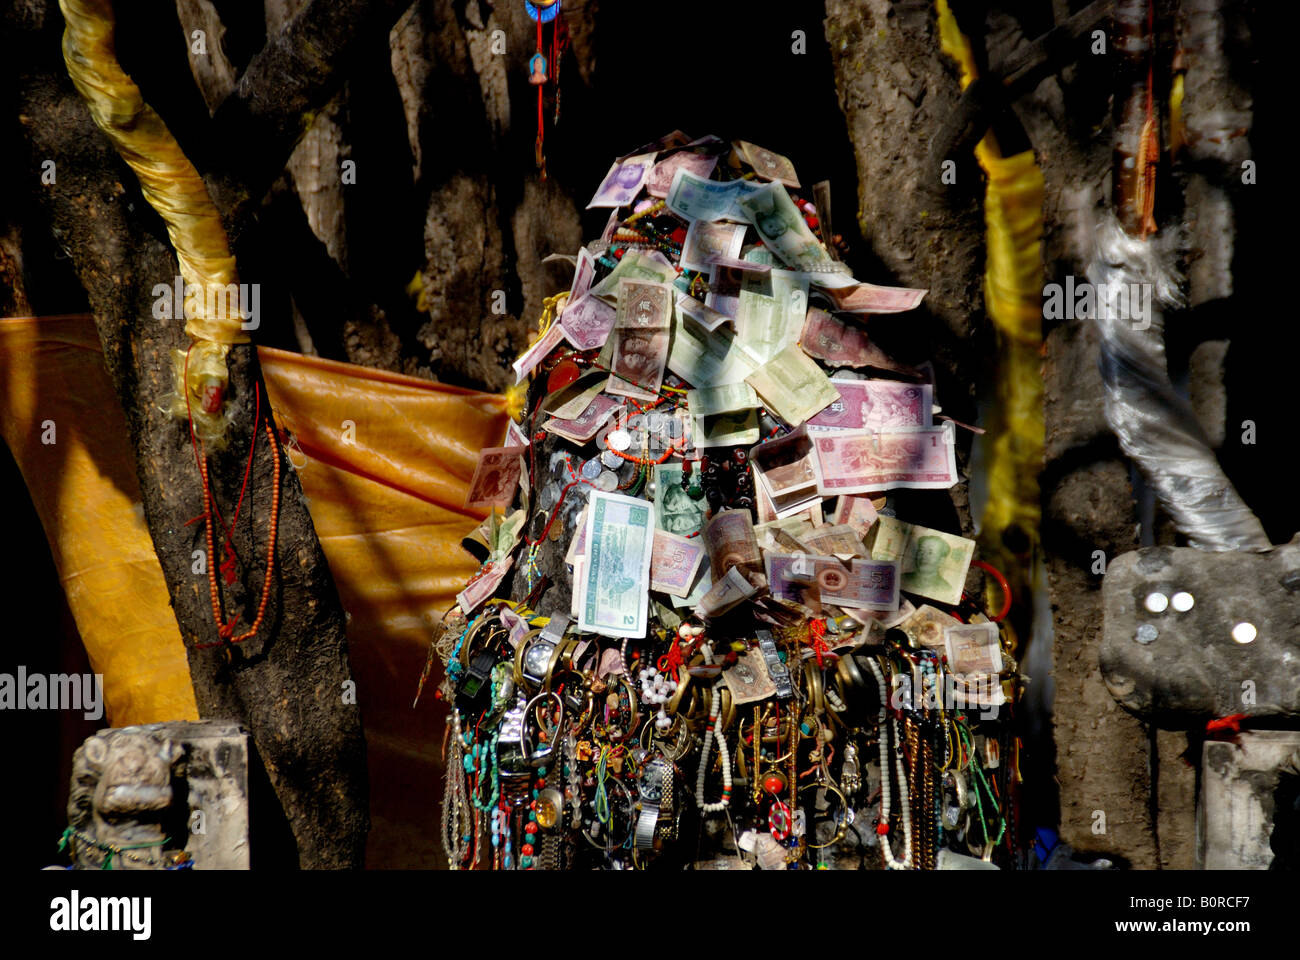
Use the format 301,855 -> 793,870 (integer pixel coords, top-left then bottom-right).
694,679 -> 732,813
867,658 -> 913,870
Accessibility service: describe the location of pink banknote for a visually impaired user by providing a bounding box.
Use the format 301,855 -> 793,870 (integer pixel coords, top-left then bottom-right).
808,380 -> 932,432
813,427 -> 957,493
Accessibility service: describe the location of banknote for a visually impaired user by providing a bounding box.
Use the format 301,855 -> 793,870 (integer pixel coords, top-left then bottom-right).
543,394 -> 622,443
565,502 -> 590,565
808,379 -> 933,432
736,140 -> 800,188
722,647 -> 778,705
735,182 -> 854,286
898,603 -> 958,650
687,381 -> 760,415
587,152 -> 656,208
692,409 -> 760,447
587,249 -> 678,303
813,425 -> 958,494
944,621 -> 1003,675
546,371 -> 607,420
704,508 -> 762,576
796,523 -> 869,559
764,553 -> 899,612
579,491 -> 655,638
668,307 -> 756,387
755,511 -> 819,545
650,528 -> 706,597
735,268 -> 810,366
704,255 -> 771,275
569,246 -> 596,301
665,167 -> 764,222
503,418 -> 529,449
798,307 -> 915,373
756,523 -> 807,554
843,595 -> 915,630
512,322 -> 567,384
456,555 -> 513,615
745,342 -> 840,426
671,556 -> 711,609
698,564 -> 760,618
499,605 -> 531,649
607,279 -> 671,402
680,219 -> 747,273
570,556 -> 584,618
646,150 -> 718,198
559,294 -> 617,352
870,516 -> 974,606
749,424 -> 820,516
676,292 -> 731,332
654,462 -> 707,536
465,445 -> 527,509
832,495 -> 880,540
811,180 -> 837,258
817,281 -> 928,314
704,260 -> 745,318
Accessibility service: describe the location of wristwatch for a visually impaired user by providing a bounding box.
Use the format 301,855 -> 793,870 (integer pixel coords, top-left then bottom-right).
635,757 -> 673,851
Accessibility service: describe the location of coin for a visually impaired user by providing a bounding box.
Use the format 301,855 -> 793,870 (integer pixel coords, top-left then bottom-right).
581,458 -> 602,480
593,470 -> 619,492
600,449 -> 623,469
539,483 -> 560,510
608,429 -> 632,451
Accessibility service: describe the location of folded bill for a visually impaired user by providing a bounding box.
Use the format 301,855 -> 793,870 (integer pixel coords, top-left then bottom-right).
681,219 -> 747,273
704,508 -> 762,576
832,495 -> 880,540
817,280 -> 927,314
543,394 -> 623,443
745,342 -> 840,426
735,182 -> 854,286
735,268 -> 809,366
646,150 -> 718,198
693,408 -> 760,448
687,381 -> 760,415
650,528 -> 706,597
798,307 -> 918,374
764,553 -> 899,611
560,294 -> 618,352
944,621 -> 1004,675
666,168 -> 764,222
607,279 -> 672,402
466,445 -> 527,510
796,523 -> 870,559
456,556 -> 514,615
698,564 -> 760,617
736,140 -> 800,188
512,322 -> 567,384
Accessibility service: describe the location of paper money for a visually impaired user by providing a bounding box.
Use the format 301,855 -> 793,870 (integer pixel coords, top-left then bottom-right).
735,182 -> 853,286
687,382 -> 760,415
650,528 -> 706,597
654,462 -> 708,536
579,491 -> 655,638
465,445 -> 527,509
705,256 -> 771,275
693,409 -> 760,448
704,508 -> 762,576
607,279 -> 671,402
680,219 -> 747,273
898,603 -> 958,650
512,322 -> 567,384
749,425 -> 820,516
944,621 -> 1003,675
811,180 -> 837,259
504,418 -> 529,449
698,564 -> 760,618
832,495 -> 880,540
587,250 -> 678,303
559,294 -> 617,352
870,516 -> 974,606
764,553 -> 899,611
543,394 -> 622,443
817,281 -> 927,314
588,152 -> 656,208
808,379 -> 933,432
796,523 -> 869,559
456,556 -> 513,614
722,647 -> 778,705
798,307 -> 914,373
756,514 -> 818,549
646,150 -> 718,198
676,292 -> 731,332
745,342 -> 839,425
569,246 -> 596,301
735,269 -> 809,366
546,371 -> 607,420
668,307 -> 756,387
665,168 -> 764,222
500,605 -> 531,649
845,595 -> 915,630
736,140 -> 800,188
565,502 -> 590,566
813,425 -> 958,494
671,557 -> 712,609
704,260 -> 745,318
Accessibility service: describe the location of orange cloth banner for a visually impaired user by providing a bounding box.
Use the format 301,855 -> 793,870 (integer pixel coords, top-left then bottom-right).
0,315 -> 507,865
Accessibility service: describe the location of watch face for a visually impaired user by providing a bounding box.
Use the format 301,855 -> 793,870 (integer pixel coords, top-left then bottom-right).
524,641 -> 554,679
640,759 -> 667,802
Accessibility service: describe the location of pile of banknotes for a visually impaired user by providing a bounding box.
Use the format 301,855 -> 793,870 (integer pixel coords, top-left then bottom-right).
440,133 -> 1016,870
